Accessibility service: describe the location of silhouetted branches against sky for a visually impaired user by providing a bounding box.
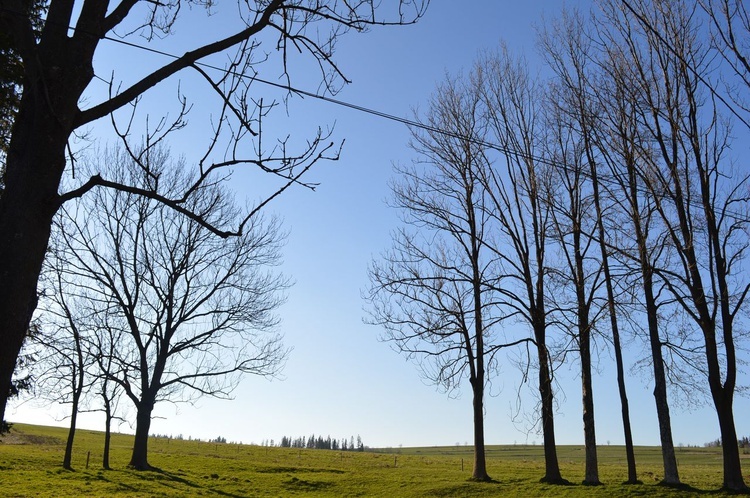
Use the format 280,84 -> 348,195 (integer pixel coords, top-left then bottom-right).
86,13 -> 750,227
0,3 -> 745,223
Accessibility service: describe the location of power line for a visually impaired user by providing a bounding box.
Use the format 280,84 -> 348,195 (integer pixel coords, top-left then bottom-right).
101,33 -> 750,225
101,34 -> 553,167
2,5 -> 747,223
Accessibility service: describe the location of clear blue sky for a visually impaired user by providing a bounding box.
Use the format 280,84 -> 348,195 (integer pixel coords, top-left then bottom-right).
10,1 -> 749,449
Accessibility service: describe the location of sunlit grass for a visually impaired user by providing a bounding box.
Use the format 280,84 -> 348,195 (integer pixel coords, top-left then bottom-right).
0,423 -> 747,496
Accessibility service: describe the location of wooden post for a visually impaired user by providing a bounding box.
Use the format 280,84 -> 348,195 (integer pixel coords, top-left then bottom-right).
461,458 -> 463,472
394,456 -> 397,467
86,451 -> 90,469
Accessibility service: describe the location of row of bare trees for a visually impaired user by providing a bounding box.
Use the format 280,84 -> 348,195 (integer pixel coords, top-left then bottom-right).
366,0 -> 750,491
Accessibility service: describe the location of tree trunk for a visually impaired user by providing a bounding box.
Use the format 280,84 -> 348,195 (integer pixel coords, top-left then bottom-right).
580,331 -> 600,485
574,234 -> 599,485
471,378 -> 490,481
717,408 -> 745,491
467,195 -> 490,482
612,321 -> 638,484
129,400 -> 155,470
537,338 -> 565,484
0,160 -> 56,424
62,389 -> 81,470
710,373 -> 747,491
103,395 -> 112,470
103,421 -> 112,470
624,156 -> 680,486
0,39 -> 92,423
587,142 -> 639,485
644,276 -> 680,485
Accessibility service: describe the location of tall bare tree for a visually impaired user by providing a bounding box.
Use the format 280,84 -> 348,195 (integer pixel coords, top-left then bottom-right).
53,146 -> 289,470
543,95 -> 606,486
366,72 -> 508,482
91,309 -> 125,470
33,263 -> 93,471
479,47 -> 567,485
592,3 -> 682,483
0,0 -> 429,424
616,1 -> 750,490
539,9 -> 640,484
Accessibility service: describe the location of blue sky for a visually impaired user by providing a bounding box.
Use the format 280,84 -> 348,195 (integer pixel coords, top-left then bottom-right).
10,1 -> 750,450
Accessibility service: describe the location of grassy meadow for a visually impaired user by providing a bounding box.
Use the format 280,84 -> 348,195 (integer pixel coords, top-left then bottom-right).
0,423 -> 747,496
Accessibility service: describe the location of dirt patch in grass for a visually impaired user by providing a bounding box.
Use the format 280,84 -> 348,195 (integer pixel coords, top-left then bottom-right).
282,476 -> 335,492
255,465 -> 346,475
0,429 -> 62,446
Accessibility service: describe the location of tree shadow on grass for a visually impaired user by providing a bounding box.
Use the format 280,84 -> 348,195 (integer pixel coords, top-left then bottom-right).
127,468 -> 248,498
656,481 -> 750,496
429,480 -> 505,497
84,471 -> 139,493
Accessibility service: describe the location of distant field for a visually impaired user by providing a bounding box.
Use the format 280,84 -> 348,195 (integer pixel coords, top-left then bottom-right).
0,423 -> 747,496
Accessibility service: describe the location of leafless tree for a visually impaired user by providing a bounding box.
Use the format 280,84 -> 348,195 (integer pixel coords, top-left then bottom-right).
539,8 -> 641,484
0,0 -> 429,424
91,311 -> 126,470
478,47 -> 567,485
592,1 -> 686,484
53,146 -> 290,470
33,253 -> 95,470
543,92 -> 607,486
615,0 -> 750,490
365,72 -> 512,482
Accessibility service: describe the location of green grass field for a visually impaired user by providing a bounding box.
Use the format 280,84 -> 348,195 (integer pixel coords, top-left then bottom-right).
0,423 -> 747,496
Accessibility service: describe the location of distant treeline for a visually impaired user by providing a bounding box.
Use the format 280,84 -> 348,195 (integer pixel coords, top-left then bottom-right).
279,434 -> 365,451
705,436 -> 750,449
150,433 -> 236,445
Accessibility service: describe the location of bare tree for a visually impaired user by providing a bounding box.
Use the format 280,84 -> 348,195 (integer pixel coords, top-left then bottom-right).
30,243 -> 103,470
53,146 -> 289,470
616,1 -> 750,491
479,47 -> 567,485
366,72 -> 509,482
31,329 -> 89,471
543,93 -> 606,486
591,3 -> 683,483
0,0 -> 429,424
37,275 -> 127,470
91,310 -> 126,470
539,8 -> 641,484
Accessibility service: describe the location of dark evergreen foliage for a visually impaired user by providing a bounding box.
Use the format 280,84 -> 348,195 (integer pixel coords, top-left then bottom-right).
278,434 -> 365,451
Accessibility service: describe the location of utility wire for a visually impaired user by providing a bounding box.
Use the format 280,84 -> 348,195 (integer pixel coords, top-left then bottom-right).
102,33 -> 750,225
1,5 -> 748,223
101,35 -> 558,168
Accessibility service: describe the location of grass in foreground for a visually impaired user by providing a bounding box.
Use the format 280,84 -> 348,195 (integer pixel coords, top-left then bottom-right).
0,423 -> 748,496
